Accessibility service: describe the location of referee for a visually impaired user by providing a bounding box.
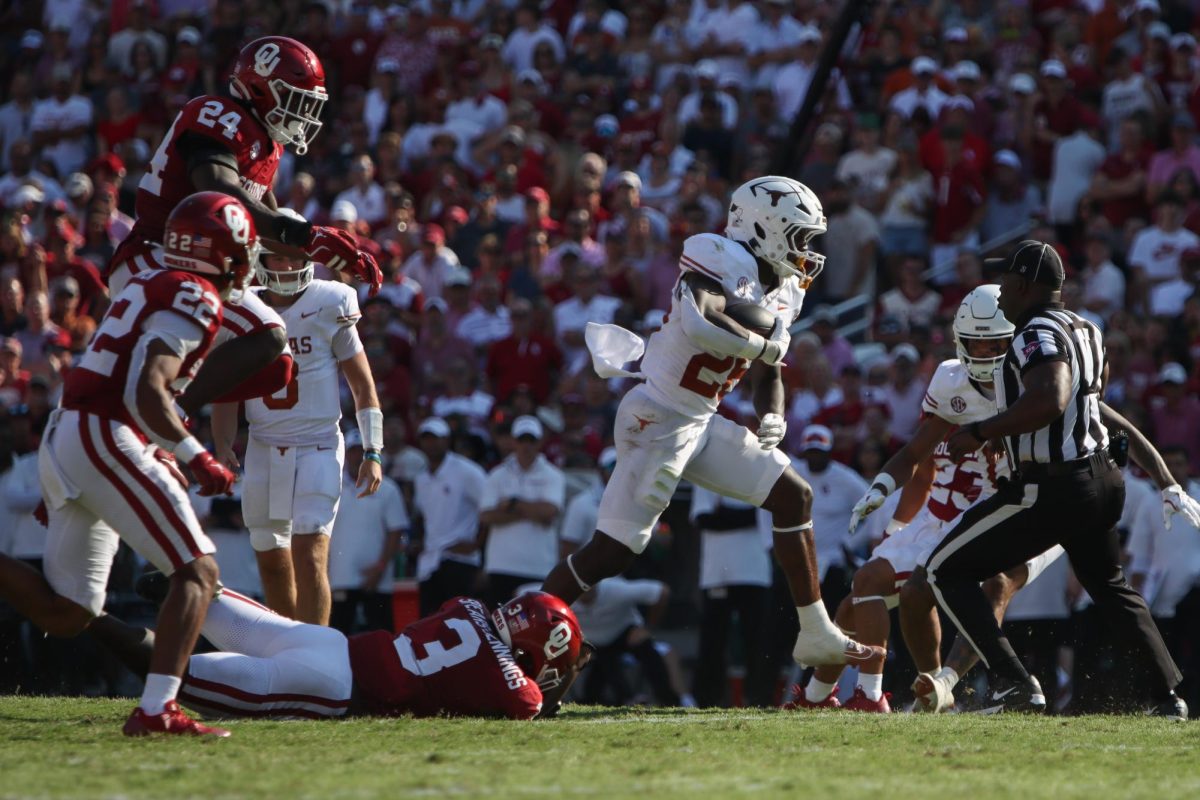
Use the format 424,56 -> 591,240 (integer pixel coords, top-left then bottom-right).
924,241 -> 1187,718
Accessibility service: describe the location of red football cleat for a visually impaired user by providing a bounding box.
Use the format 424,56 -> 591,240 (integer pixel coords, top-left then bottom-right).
783,684 -> 842,710
843,687 -> 891,713
123,701 -> 231,738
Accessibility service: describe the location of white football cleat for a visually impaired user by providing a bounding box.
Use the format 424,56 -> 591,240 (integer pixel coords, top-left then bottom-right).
793,629 -> 884,667
912,668 -> 956,713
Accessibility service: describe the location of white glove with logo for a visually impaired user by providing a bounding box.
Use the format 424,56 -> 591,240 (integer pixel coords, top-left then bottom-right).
758,317 -> 790,367
757,413 -> 786,450
1162,484 -> 1200,531
848,473 -> 897,534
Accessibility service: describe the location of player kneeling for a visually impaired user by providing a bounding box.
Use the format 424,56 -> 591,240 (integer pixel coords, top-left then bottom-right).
211,209 -> 383,625
94,588 -> 585,721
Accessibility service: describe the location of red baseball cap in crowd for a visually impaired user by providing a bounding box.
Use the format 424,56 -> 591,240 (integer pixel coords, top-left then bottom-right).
421,224 -> 445,245
443,206 -> 469,225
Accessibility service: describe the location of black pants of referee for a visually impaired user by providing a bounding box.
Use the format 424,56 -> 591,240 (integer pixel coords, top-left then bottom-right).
925,456 -> 1181,700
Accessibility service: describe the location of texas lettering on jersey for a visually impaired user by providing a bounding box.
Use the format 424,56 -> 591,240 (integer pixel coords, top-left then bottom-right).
110,95 -> 281,275
921,359 -> 1005,522
346,597 -> 543,720
640,233 -> 807,420
243,281 -> 361,448
62,270 -> 222,433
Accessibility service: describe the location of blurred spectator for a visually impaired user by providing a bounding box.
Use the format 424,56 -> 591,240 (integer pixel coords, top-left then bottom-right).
402,224 -> 460,301
0,276 -> 25,336
430,356 -> 494,429
487,298 -> 561,404
47,277 -> 94,352
1149,114 -> 1200,203
1047,112 -> 1106,227
44,218 -> 105,316
890,56 -> 949,120
929,125 -> 985,283
328,432 -> 409,636
816,179 -> 879,303
1081,232 -> 1127,321
1149,363 -> 1200,470
689,487 -> 774,708
879,138 -> 933,263
0,338 -> 29,409
456,274 -> 512,354
553,268 -> 620,372
809,306 -> 855,378
683,60 -> 738,130
479,415 -> 565,607
0,140 -> 63,206
884,344 -> 924,439
1129,193 -> 1199,316
31,64 -> 92,178
503,3 -> 566,74
375,7 -> 438,94
335,155 -> 387,227
413,417 -> 487,616
836,114 -> 896,213
1101,47 -> 1160,148
13,291 -> 63,375
878,257 -> 941,333
980,150 -> 1043,242
411,298 -> 474,397
0,74 -> 35,172
107,1 -> 166,72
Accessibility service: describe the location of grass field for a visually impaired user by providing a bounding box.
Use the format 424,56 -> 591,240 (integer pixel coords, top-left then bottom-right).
1,697 -> 1197,799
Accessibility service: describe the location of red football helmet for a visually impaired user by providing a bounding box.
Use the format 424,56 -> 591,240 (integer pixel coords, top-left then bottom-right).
162,192 -> 260,300
492,592 -> 583,691
230,36 -> 327,155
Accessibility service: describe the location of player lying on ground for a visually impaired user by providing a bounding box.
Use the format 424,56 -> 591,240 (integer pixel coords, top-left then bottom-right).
91,587 -> 586,721
793,286 -> 1064,712
902,398 -> 1200,712
210,212 -> 382,625
541,176 -> 883,716
0,192 -> 254,737
107,36 -> 381,415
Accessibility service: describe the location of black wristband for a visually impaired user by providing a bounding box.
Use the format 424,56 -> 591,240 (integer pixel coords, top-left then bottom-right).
277,215 -> 313,248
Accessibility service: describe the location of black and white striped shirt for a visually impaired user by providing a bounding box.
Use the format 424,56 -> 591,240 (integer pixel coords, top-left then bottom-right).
995,304 -> 1108,466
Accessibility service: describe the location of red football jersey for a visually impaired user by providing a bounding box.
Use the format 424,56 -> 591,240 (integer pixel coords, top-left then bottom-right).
111,95 -> 281,275
348,597 -> 544,720
62,270 -> 222,433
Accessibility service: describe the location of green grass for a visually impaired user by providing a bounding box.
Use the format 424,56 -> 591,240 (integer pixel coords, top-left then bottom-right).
0,697 -> 1197,799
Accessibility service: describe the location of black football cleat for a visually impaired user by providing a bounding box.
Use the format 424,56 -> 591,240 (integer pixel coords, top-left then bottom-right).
979,674 -> 1046,715
1147,692 -> 1189,721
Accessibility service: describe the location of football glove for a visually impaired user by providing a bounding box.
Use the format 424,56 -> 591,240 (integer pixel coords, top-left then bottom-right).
152,446 -> 190,489
1162,484 -> 1200,531
848,480 -> 893,534
188,452 -> 236,497
305,225 -> 360,273
757,413 -> 786,450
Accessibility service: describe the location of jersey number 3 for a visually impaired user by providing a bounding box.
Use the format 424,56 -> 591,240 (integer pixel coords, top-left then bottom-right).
394,619 -> 482,677
679,353 -> 749,399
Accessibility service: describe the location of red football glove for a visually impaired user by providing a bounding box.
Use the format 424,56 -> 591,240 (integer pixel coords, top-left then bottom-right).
188,452 -> 236,497
352,250 -> 383,298
305,225 -> 360,273
152,446 -> 190,489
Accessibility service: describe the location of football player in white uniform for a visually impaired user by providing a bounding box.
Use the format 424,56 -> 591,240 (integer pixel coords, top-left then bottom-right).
212,210 -> 383,625
541,176 -> 883,691
795,286 -> 1067,712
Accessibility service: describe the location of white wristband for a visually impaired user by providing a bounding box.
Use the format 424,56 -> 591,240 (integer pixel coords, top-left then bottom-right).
173,436 -> 206,463
885,518 -> 906,535
357,407 -> 384,452
872,472 -> 897,497
739,331 -> 766,360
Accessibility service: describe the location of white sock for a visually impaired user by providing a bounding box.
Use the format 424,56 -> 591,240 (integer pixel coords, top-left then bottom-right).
140,673 -> 182,715
796,602 -> 838,637
858,672 -> 883,701
805,678 -> 837,703
936,666 -> 960,688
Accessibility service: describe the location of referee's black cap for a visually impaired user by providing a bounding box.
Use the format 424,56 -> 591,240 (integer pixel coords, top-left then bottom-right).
985,240 -> 1064,289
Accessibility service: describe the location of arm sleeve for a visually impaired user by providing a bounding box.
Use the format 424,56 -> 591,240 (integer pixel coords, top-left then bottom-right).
332,324 -> 364,362
1011,325 -> 1070,374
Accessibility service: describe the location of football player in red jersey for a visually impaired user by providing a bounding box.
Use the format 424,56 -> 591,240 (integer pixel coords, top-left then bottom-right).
109,35 -> 382,414
0,192 -> 260,737
91,589 -> 586,722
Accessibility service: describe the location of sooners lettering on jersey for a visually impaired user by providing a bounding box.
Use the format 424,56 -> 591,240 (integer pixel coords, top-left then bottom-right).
921,359 -> 1005,522
243,281 -> 361,447
640,233 -> 806,420
62,270 -> 222,433
111,95 -> 281,276
347,597 -> 543,720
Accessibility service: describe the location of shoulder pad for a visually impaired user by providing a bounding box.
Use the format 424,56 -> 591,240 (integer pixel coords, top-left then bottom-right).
922,360 -> 968,415
177,95 -> 265,154
316,280 -> 362,327
678,233 -> 757,294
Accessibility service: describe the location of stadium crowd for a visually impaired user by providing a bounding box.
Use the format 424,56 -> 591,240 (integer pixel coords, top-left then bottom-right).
0,0 -> 1198,714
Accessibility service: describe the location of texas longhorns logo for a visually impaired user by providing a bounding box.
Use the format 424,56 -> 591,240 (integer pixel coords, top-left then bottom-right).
632,415 -> 654,432
254,43 -> 282,77
747,179 -> 806,208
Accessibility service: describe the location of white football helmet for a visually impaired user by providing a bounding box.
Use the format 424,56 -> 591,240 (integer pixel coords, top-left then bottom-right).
725,176 -> 827,287
953,284 -> 1014,382
255,207 -> 314,295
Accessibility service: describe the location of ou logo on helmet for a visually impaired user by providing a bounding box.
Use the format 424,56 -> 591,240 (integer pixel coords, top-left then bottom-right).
223,204 -> 251,244
543,621 -> 573,659
253,43 -> 281,77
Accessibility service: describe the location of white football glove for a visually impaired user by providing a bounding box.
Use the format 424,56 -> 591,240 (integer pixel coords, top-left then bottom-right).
757,413 -> 786,450
848,474 -> 896,534
758,317 -> 790,367
1161,484 -> 1200,531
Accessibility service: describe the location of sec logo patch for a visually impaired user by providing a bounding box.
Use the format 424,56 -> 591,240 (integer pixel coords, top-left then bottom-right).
951,396 -> 967,413
736,276 -> 753,298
